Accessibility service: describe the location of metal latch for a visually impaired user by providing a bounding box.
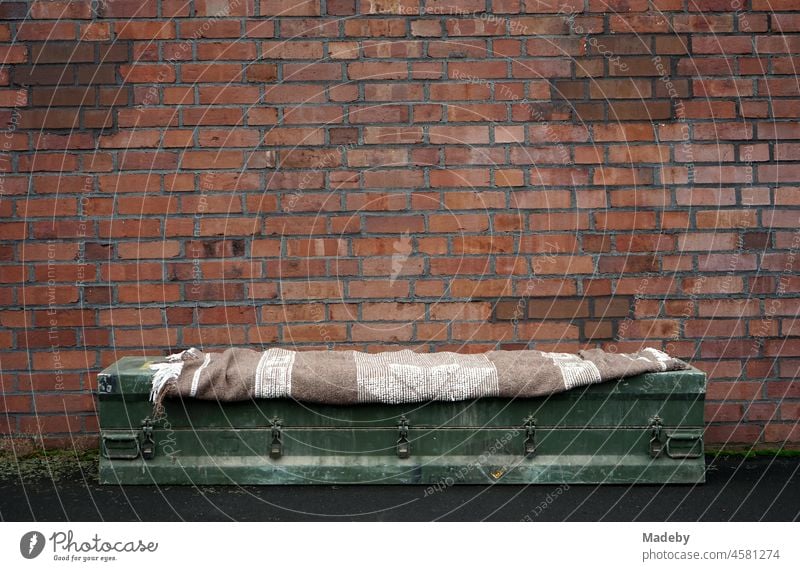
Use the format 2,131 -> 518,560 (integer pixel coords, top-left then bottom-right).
649,416 -> 664,458
523,415 -> 537,458
140,418 -> 155,460
396,415 -> 410,459
269,418 -> 283,459
101,418 -> 157,460
649,417 -> 703,459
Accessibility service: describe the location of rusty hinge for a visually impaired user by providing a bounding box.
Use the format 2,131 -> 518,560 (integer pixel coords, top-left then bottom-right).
396,415 -> 410,459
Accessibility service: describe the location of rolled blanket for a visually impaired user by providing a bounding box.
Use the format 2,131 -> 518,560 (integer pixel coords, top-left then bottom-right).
150,346 -> 688,408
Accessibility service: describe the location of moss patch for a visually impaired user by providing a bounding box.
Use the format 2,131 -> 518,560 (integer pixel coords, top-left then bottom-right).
0,449 -> 99,483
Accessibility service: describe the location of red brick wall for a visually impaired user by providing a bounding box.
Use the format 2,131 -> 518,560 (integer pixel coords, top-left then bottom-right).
1,0 -> 798,450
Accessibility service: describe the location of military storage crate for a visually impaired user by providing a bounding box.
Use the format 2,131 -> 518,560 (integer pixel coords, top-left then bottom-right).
97,356 -> 707,485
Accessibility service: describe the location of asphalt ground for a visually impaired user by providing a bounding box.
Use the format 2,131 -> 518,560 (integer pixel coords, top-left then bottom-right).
0,455 -> 798,521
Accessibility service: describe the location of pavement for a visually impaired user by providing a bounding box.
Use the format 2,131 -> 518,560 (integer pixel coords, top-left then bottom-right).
0,455 -> 798,521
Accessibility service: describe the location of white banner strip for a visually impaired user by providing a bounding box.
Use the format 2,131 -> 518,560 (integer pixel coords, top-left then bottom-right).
0,522 -> 796,570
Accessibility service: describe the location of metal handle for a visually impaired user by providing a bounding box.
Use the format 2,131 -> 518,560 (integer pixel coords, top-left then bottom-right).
102,433 -> 141,460
665,430 -> 704,459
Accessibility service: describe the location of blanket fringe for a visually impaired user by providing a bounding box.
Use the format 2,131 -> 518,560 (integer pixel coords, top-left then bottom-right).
149,348 -> 202,404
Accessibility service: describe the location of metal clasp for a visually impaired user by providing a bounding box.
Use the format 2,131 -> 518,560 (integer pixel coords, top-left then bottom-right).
523,415 -> 537,458
397,415 -> 410,459
140,418 -> 155,460
649,416 -> 664,458
270,418 -> 283,459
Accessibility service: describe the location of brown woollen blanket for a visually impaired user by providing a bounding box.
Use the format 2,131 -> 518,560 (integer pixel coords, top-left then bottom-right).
149,346 -> 689,409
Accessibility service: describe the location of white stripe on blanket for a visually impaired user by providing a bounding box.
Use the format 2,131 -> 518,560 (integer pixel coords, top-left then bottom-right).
355,349 -> 499,403
254,348 -> 295,399
190,353 -> 211,397
549,352 -> 602,390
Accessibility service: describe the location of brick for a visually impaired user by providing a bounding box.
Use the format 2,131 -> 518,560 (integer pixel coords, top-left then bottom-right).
17,22 -> 76,41
121,65 -> 176,84
349,105 -> 409,124
429,126 -> 489,144
430,169 -> 490,188
261,0 -> 319,15
31,1 -> 92,19
182,64 -> 243,83
430,82 -> 492,101
412,19 -> 442,37
363,127 -> 423,144
610,14 -> 669,33
677,14 -> 734,32
284,63 -> 342,82
196,0 -> 254,16
345,19 -> 406,37
590,78 -> 651,99
411,62 -> 447,80
115,22 -> 175,40
348,62 -> 407,80
327,0 -> 356,15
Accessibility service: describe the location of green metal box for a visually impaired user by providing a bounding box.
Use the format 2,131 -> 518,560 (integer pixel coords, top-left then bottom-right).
97,356 -> 707,485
